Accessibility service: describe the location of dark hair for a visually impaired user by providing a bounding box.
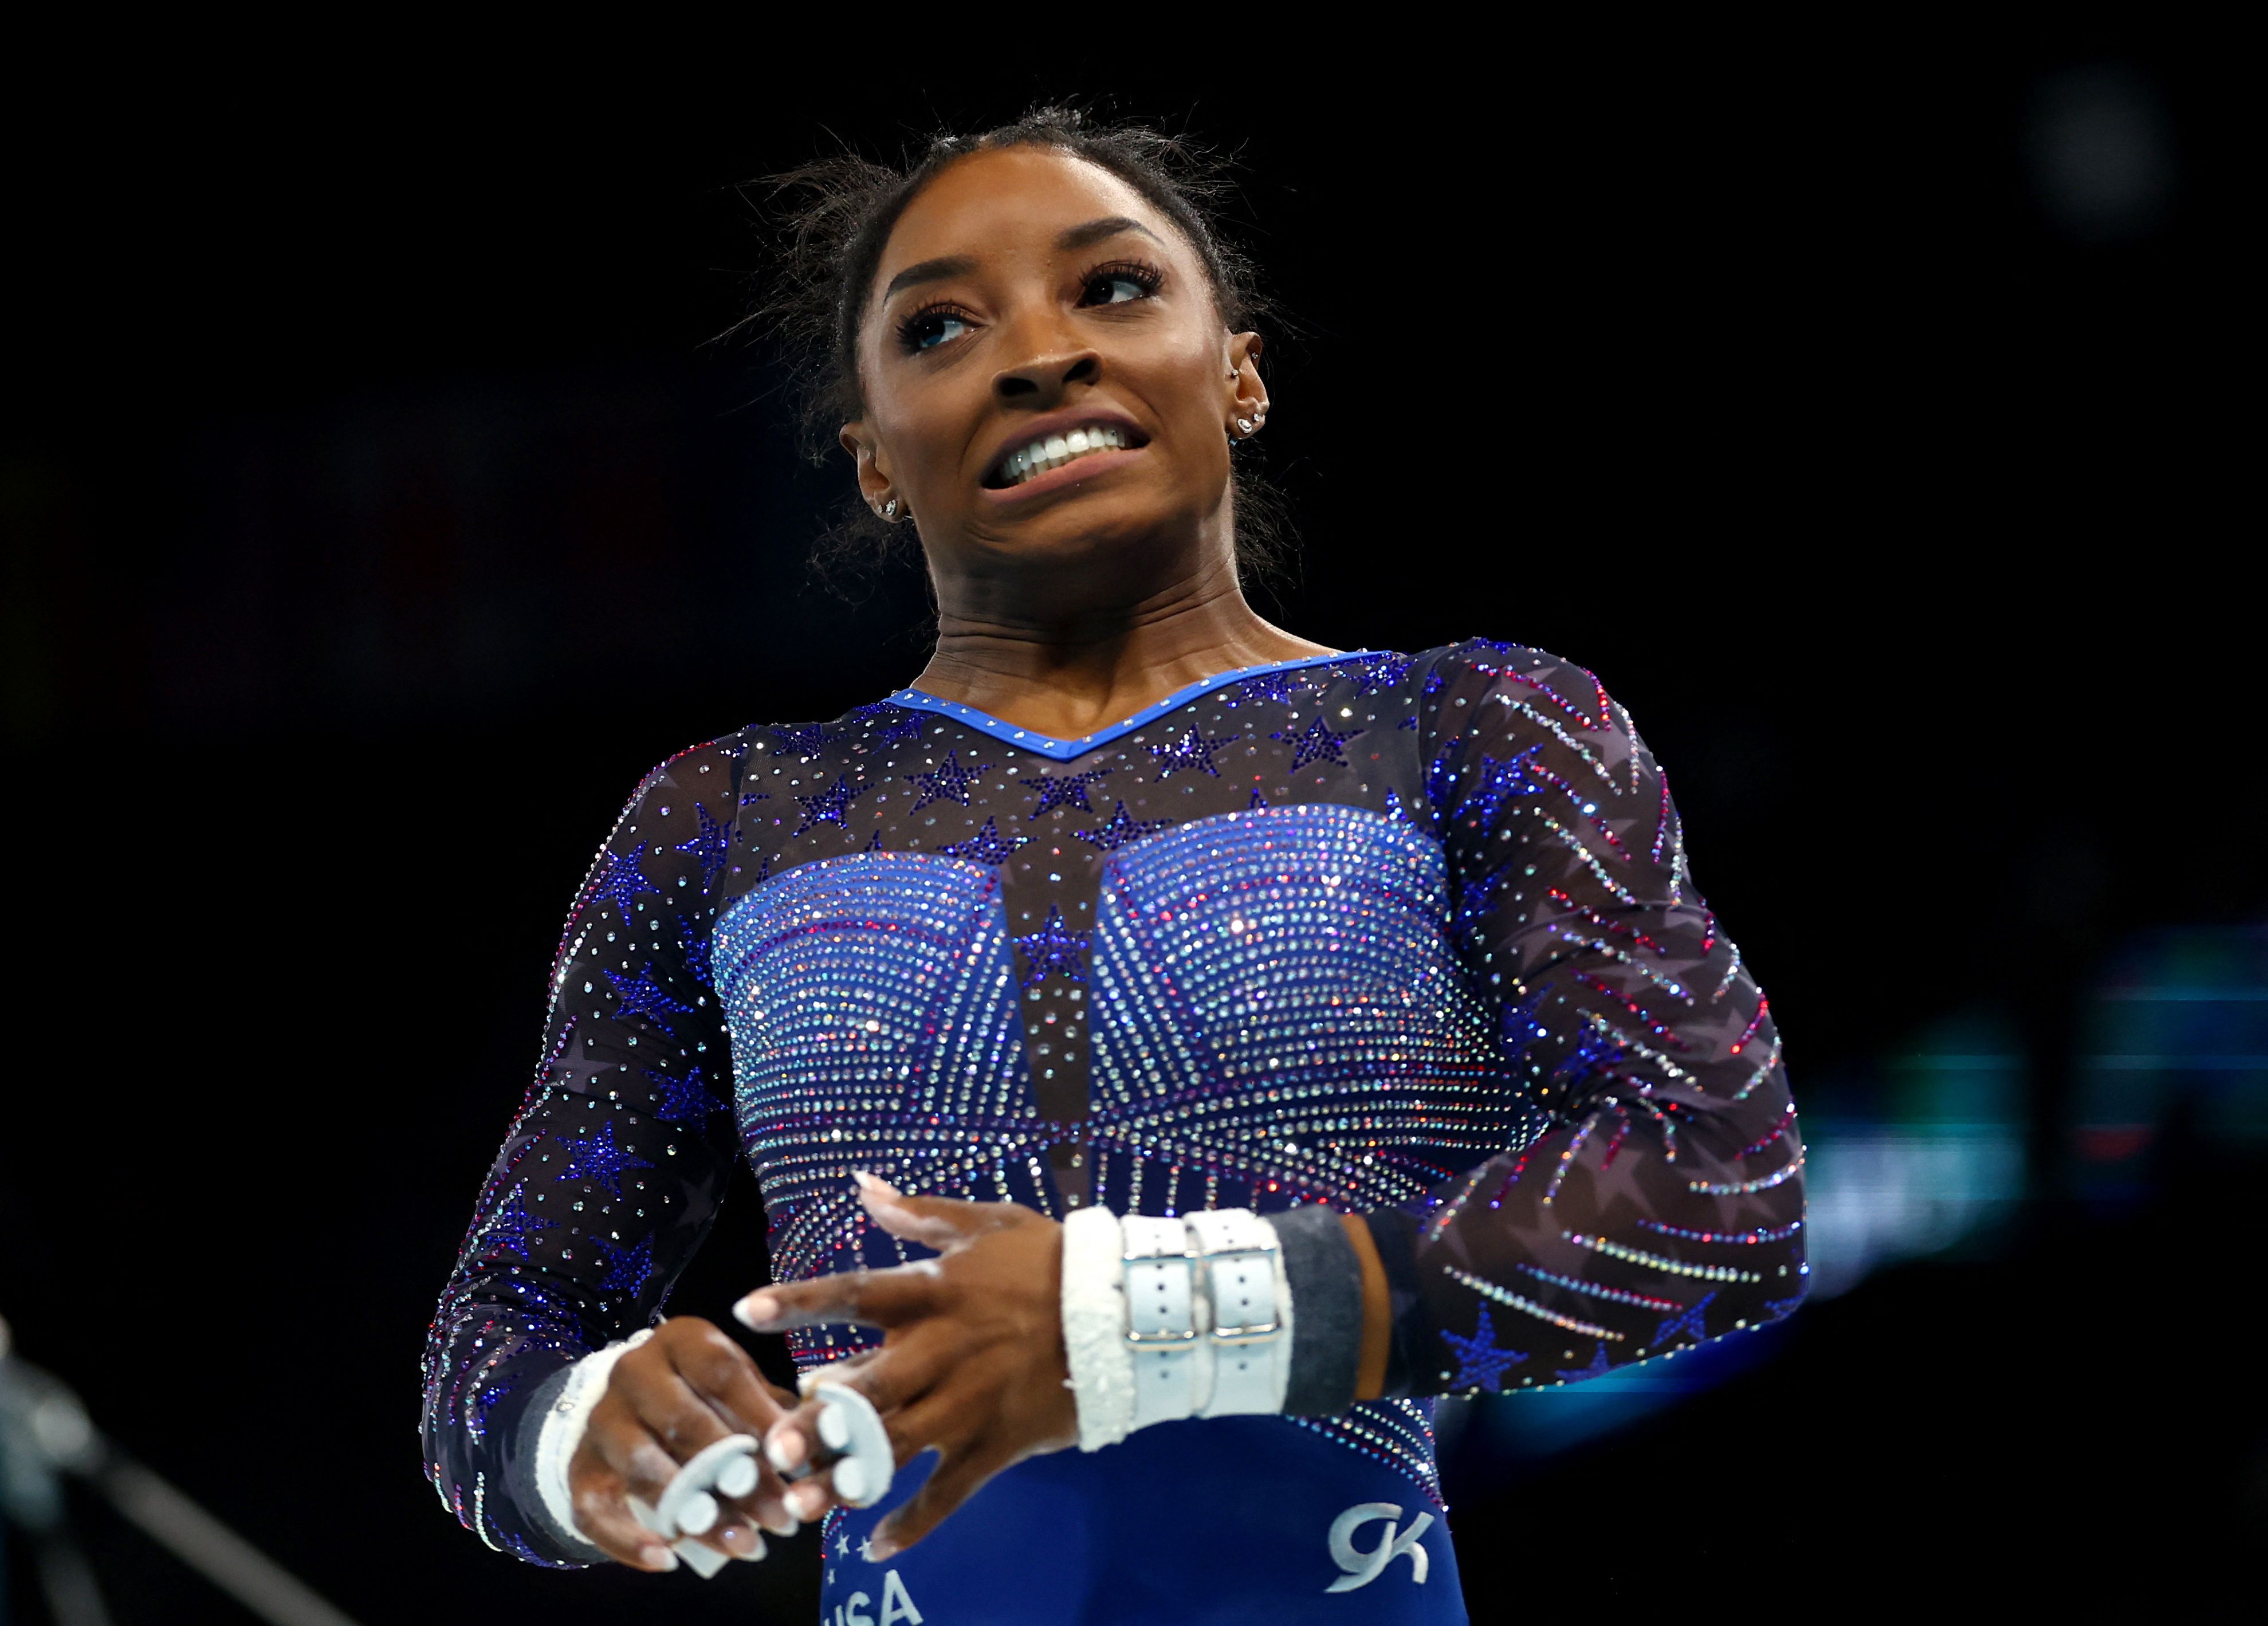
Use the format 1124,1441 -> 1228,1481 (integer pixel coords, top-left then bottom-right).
748,105 -> 1291,590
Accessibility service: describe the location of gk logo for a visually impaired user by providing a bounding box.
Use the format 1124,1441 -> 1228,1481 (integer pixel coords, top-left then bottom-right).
1324,1501 -> 1433,1593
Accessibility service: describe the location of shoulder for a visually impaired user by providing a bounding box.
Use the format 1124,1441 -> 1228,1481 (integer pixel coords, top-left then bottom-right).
624,729 -> 761,808
1410,639 -> 1625,732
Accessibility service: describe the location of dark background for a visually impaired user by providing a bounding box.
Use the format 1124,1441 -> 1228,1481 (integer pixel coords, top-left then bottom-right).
4,21 -> 2259,1623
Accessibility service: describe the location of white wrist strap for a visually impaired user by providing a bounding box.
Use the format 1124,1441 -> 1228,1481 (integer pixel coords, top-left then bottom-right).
1123,1215 -> 1205,1431
1059,1206 -> 1291,1452
1060,1207 -> 1135,1451
534,1327 -> 654,1542
1187,1208 -> 1292,1417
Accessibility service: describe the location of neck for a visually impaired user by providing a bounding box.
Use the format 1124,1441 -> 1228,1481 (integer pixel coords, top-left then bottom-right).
911,553 -> 1333,739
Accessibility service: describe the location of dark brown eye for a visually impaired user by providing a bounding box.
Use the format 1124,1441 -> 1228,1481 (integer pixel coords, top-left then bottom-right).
1080,263 -> 1161,307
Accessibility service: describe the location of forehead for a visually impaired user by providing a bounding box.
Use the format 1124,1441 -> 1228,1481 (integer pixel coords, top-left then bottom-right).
874,147 -> 1188,294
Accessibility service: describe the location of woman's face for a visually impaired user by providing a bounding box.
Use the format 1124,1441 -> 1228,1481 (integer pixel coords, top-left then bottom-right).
846,146 -> 1265,607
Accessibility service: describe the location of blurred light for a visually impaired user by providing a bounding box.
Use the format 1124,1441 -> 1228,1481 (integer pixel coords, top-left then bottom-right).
2023,62 -> 2176,243
1442,1012 -> 2027,1479
1801,1122 -> 2025,1297
2069,925 -> 2268,1207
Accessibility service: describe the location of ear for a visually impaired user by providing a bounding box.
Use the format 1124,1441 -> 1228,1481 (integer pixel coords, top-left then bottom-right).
840,420 -> 899,517
1226,332 -> 1270,430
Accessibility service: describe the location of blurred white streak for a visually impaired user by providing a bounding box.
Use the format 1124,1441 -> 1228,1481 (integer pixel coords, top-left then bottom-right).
1802,1125 -> 2027,1298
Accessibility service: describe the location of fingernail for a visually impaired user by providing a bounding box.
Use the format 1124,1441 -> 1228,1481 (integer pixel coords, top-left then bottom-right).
640,1545 -> 680,1572
734,1292 -> 779,1329
734,1533 -> 768,1562
758,1508 -> 800,1537
852,1170 -> 903,1204
786,1482 -> 827,1519
868,1530 -> 899,1561
766,1427 -> 806,1472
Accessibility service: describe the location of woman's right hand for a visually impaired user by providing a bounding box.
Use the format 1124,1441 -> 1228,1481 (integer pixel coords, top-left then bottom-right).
567,1316 -> 801,1572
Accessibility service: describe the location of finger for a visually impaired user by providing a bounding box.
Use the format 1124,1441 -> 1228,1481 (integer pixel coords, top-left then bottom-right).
611,1358 -> 734,1471
852,1175 -> 1016,1251
780,1392 -> 954,1525
586,1393 -> 769,1558
868,1438 -> 1016,1560
668,1319 -> 793,1436
763,1336 -> 950,1480
733,1260 -> 944,1333
662,1323 -> 800,1534
568,1458 -> 683,1573
879,1388 -> 962,1469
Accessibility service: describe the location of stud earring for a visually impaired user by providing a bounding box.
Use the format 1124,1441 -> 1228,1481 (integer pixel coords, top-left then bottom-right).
1233,418 -> 1256,437
881,498 -> 899,521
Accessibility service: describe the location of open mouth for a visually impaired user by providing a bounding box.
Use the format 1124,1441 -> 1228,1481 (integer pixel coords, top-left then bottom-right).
983,422 -> 1146,489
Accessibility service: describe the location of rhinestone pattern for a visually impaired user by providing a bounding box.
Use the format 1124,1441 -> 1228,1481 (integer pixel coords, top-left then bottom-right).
423,640 -> 1806,1569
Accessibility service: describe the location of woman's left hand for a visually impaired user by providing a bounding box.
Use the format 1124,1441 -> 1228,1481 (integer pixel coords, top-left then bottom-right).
733,1175 -> 1077,1557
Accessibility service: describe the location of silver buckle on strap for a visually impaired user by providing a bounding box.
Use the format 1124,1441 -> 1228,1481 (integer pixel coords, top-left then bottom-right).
1122,1243 -> 1200,1347
1203,1243 -> 1281,1346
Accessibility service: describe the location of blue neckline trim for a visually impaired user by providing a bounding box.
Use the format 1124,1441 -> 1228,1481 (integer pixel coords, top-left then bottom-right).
887,650 -> 1369,762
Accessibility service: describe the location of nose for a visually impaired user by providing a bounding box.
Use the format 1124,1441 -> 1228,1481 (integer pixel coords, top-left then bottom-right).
992,348 -> 1099,408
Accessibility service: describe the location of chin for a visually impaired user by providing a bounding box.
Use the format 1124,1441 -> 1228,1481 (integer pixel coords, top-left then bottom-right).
973,489 -> 1212,564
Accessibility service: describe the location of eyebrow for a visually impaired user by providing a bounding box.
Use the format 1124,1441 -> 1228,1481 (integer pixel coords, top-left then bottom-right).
876,218 -> 1165,304
1055,215 -> 1163,253
880,254 -> 978,304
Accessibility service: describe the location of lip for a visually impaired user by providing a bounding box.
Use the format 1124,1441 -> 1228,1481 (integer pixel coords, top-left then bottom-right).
977,407 -> 1150,501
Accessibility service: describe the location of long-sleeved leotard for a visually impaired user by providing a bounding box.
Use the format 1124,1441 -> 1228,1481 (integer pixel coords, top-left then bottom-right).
422,640 -> 1803,1609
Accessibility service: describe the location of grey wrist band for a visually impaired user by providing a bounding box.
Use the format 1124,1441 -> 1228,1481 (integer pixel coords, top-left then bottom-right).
1270,1204 -> 1365,1415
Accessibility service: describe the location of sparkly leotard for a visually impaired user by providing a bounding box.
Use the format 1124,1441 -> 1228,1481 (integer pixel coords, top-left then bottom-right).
422,641 -> 1806,1623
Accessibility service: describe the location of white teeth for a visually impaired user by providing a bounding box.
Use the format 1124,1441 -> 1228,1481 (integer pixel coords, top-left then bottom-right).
998,424 -> 1132,486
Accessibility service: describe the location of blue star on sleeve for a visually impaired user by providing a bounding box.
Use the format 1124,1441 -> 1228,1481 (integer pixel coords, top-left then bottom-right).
672,803 -> 730,886
560,1120 -> 657,1199
1147,728 -> 1232,778
1441,1306 -> 1528,1391
604,965 -> 694,1021
792,775 -> 873,836
646,1064 -> 724,1124
1650,1291 -> 1716,1349
1465,748 -> 1546,827
594,1232 -> 657,1294
475,1183 -> 558,1260
1014,905 -> 1090,985
905,750 -> 993,810
675,916 -> 713,988
587,844 -> 660,921
937,818 -> 1030,865
1272,713 -> 1363,770
1554,1344 -> 1612,1384
1074,801 -> 1172,851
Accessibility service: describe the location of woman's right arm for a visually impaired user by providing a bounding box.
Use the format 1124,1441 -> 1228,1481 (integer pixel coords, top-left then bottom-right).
419,735 -> 791,1569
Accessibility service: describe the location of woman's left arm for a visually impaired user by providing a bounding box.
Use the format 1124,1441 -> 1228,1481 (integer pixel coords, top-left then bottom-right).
1364,642 -> 1806,1397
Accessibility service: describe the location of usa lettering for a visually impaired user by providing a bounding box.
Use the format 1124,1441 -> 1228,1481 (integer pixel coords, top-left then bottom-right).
830,1568 -> 923,1626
